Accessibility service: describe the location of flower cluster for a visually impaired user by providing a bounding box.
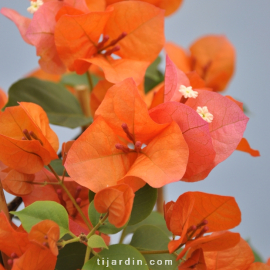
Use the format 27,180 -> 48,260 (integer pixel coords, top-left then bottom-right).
0,0 -> 265,269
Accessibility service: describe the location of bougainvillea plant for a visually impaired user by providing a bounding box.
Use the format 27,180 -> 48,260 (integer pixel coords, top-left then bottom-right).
0,0 -> 267,269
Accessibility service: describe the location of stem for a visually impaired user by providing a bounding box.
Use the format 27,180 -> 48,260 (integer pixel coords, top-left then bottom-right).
61,236 -> 80,247
86,71 -> 93,91
84,246 -> 92,264
8,196 -> 22,212
48,164 -> 92,231
118,227 -> 127,244
156,187 -> 164,214
87,213 -> 109,239
61,169 -> 66,184
27,181 -> 60,186
140,250 -> 170,254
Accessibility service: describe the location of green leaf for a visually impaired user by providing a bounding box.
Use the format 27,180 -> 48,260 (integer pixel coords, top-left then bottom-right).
61,72 -> 99,88
5,78 -> 92,128
89,190 -> 95,203
128,184 -> 157,226
46,159 -> 68,176
144,56 -> 164,94
82,244 -> 148,270
56,241 -> 87,270
11,201 -> 70,237
125,211 -> 170,237
88,235 -> 108,249
246,240 -> 263,262
130,225 -> 177,270
88,201 -> 123,234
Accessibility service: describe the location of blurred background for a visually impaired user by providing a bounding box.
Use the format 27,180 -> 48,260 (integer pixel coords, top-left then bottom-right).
0,0 -> 269,260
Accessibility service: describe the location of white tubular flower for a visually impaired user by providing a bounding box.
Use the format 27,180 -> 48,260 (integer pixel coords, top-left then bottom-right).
27,0 -> 43,14
179,85 -> 198,99
196,106 -> 214,123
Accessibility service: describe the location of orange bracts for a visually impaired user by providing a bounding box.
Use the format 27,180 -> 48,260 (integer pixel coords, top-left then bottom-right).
0,103 -> 58,174
165,35 -> 235,92
164,192 -> 241,260
65,78 -> 189,193
0,212 -> 59,270
94,184 -> 134,227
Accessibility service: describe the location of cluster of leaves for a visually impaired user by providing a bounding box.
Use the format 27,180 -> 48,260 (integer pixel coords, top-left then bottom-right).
0,0 -> 266,269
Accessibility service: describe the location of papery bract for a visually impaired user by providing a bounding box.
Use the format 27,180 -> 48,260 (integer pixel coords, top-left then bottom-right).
176,231 -> 240,260
28,220 -> 60,256
165,35 -> 235,92
179,248 -> 206,270
0,212 -> 29,257
0,102 -> 58,174
157,56 -> 249,180
2,169 -> 35,196
236,138 -> 260,157
247,263 -> 270,270
105,0 -> 183,16
203,238 -> 254,270
94,184 -> 134,227
166,192 -> 241,255
65,78 -> 189,193
55,1 -> 165,84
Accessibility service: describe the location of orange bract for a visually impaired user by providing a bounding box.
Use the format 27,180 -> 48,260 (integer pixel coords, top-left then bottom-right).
236,138 -> 260,157
55,1 -> 164,85
165,35 -> 235,92
179,248 -> 206,270
65,78 -> 189,192
105,0 -> 183,16
29,220 -> 60,256
0,102 -> 58,174
203,238 -> 254,270
2,169 -> 35,196
0,211 -> 29,257
94,184 -> 134,227
247,263 -> 270,270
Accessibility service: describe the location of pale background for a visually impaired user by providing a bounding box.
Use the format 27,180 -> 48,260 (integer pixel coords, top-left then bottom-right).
0,0 -> 269,260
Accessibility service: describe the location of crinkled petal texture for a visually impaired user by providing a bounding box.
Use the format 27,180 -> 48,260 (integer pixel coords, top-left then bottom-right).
0,8 -> 32,44
0,212 -> 29,257
55,1 -> 164,85
150,102 -> 216,181
185,90 -> 249,170
26,1 -> 67,74
0,102 -> 58,174
94,184 -> 134,227
203,238 -> 254,270
170,192 -> 241,237
65,78 -> 188,192
189,35 -> 235,92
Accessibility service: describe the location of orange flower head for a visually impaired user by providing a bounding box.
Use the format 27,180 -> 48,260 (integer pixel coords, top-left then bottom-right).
94,184 -> 135,227
65,78 -> 189,193
0,102 -> 58,174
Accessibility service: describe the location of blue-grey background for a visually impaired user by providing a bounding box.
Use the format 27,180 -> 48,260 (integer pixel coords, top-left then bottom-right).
0,0 -> 269,260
